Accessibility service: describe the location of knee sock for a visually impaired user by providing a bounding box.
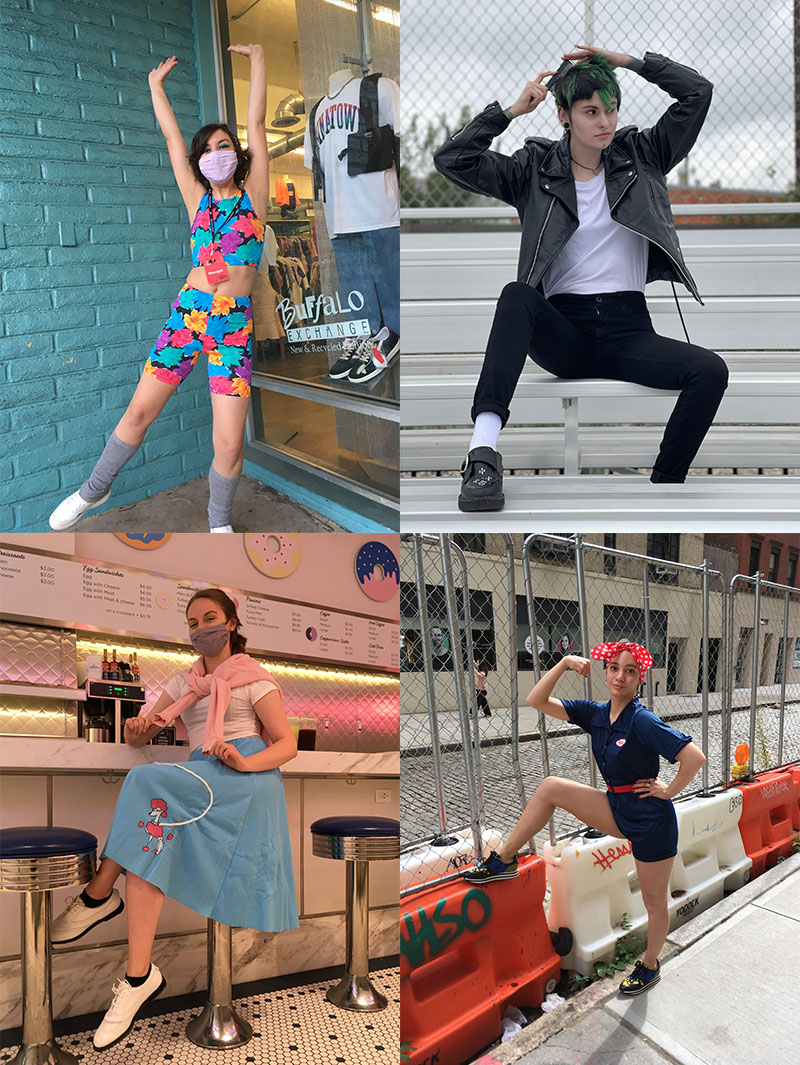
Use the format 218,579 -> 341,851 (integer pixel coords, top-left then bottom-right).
79,431 -> 140,503
208,464 -> 240,528
469,412 -> 502,453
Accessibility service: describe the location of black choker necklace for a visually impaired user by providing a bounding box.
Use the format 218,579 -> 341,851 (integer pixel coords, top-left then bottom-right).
570,155 -> 603,173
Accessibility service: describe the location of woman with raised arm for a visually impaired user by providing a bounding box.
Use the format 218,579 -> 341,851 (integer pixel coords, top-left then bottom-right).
50,45 -> 269,533
462,641 -> 706,995
434,46 -> 728,511
50,589 -> 298,1050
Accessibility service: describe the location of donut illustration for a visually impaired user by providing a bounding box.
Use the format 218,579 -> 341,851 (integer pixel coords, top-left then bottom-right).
155,592 -> 172,610
354,541 -> 399,602
244,534 -> 301,579
114,534 -> 172,550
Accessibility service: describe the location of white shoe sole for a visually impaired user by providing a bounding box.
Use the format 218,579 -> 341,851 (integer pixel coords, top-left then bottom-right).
51,897 -> 125,945
49,490 -> 111,531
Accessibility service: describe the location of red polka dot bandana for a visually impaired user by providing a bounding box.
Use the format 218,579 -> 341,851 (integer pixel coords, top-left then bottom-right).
590,641 -> 653,677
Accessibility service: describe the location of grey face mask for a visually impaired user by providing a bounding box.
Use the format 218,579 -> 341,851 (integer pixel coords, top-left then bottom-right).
190,622 -> 231,656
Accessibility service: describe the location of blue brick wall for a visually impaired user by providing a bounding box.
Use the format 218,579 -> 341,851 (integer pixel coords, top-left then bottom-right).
0,0 -> 216,530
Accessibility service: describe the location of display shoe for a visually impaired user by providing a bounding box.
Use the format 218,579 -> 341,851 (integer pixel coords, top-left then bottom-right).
48,489 -> 110,531
462,850 -> 519,883
370,326 -> 400,369
93,965 -> 166,1051
458,447 -> 504,511
328,335 -> 371,379
50,889 -> 124,944
210,525 -> 234,533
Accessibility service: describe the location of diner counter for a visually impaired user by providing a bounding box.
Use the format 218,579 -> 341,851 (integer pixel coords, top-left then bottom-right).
0,737 -> 398,777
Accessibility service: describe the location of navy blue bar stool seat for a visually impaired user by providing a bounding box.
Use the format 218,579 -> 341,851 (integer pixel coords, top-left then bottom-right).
310,814 -> 399,1011
0,827 -> 98,1065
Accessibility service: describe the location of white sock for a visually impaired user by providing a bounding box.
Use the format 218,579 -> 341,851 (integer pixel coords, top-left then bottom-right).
469,412 -> 502,452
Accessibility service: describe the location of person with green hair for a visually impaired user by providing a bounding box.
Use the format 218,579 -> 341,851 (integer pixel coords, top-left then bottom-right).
434,45 -> 727,511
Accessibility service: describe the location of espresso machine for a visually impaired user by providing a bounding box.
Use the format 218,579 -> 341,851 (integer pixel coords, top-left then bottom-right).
81,678 -> 147,742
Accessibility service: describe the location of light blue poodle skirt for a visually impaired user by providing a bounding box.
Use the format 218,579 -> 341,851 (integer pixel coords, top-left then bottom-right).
102,736 -> 298,932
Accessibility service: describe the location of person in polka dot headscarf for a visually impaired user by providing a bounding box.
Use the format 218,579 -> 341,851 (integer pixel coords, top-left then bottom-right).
463,637 -> 706,997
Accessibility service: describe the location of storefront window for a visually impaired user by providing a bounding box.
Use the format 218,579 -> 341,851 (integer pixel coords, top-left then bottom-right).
220,0 -> 399,504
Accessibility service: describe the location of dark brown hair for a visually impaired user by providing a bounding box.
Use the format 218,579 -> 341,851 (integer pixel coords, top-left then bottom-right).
188,123 -> 252,191
185,588 -> 247,655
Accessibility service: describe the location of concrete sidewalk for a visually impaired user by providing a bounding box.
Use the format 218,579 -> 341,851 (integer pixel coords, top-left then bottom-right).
74,474 -> 343,532
472,853 -> 800,1065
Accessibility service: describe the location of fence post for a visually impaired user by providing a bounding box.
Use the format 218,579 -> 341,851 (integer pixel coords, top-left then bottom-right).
453,541 -> 486,816
641,561 -> 654,711
412,535 -> 451,842
574,533 -> 597,789
439,535 -> 483,861
503,535 -> 528,812
699,560 -> 711,794
748,572 -> 762,779
778,589 -> 790,766
522,535 -> 549,850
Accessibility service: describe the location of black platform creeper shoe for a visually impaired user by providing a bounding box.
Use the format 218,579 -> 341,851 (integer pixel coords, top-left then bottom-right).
458,447 -> 504,512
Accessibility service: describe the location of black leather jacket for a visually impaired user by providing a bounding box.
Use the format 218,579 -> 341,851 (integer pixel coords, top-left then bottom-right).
433,53 -> 713,303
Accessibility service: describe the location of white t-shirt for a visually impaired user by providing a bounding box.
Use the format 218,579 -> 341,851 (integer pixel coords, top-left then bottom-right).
160,673 -> 278,753
543,171 -> 648,298
304,76 -> 400,237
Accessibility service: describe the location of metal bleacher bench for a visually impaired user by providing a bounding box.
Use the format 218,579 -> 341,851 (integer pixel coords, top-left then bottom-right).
400,205 -> 800,528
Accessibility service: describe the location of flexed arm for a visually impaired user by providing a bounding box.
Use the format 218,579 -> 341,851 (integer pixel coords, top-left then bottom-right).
229,43 -> 269,222
149,56 -> 206,219
526,655 -> 590,720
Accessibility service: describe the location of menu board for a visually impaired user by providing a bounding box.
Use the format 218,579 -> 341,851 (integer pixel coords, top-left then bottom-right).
0,547 -> 399,673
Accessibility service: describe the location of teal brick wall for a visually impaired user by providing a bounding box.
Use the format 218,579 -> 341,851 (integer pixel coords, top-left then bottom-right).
0,0 -> 214,530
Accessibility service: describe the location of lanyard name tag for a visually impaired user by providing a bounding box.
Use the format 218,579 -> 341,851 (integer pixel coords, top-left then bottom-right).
203,249 -> 229,284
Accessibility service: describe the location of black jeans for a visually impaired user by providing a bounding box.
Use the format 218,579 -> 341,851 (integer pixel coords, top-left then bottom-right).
471,282 -> 729,482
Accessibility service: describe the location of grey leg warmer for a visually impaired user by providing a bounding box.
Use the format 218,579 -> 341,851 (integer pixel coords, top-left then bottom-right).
207,464 -> 240,528
79,430 -> 141,503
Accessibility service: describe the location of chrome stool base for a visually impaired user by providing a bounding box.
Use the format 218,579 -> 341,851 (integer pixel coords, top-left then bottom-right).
185,1003 -> 253,1049
326,973 -> 388,1012
9,1041 -> 79,1065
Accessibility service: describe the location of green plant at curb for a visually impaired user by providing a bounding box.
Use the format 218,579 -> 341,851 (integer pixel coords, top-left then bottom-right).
777,833 -> 800,863
754,709 -> 770,770
568,914 -> 645,992
400,1041 -> 417,1064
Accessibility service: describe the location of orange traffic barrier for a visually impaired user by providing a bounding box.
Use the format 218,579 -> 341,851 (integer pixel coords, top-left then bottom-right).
735,768 -> 799,878
400,854 -> 561,1065
788,762 -> 800,832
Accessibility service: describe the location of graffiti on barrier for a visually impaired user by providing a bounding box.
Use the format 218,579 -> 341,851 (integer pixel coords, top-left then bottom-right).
592,842 -> 632,872
400,888 -> 492,969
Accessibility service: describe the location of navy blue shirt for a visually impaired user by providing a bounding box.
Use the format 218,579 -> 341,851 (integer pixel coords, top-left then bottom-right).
561,697 -> 692,787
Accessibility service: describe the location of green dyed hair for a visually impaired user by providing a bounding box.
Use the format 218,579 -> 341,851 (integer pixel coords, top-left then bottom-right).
553,55 -> 621,113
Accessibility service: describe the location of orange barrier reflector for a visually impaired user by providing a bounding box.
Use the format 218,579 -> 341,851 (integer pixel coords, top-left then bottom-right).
736,768 -> 799,878
400,854 -> 561,1065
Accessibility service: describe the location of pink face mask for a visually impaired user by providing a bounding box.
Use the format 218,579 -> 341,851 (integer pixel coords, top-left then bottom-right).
199,149 -> 238,184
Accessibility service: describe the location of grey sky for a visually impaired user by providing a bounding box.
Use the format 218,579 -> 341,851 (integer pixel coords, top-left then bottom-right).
401,0 -> 796,193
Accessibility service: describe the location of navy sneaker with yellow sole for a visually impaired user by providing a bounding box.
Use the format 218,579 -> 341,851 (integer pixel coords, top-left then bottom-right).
462,849 -> 518,884
619,959 -> 660,995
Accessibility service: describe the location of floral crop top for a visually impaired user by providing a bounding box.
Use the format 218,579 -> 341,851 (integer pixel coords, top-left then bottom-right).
190,188 -> 265,268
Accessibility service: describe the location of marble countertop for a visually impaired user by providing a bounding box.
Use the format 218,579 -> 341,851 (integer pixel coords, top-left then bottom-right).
0,737 -> 399,777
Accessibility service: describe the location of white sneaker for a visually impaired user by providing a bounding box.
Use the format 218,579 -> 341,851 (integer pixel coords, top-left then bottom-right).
93,965 -> 166,1051
48,489 -> 110,531
210,525 -> 234,533
50,888 -> 124,944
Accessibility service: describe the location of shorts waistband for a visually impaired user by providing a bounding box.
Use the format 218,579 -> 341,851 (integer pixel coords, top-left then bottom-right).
179,284 -> 252,308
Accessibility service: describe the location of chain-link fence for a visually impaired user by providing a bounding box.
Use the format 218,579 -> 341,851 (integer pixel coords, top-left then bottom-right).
401,0 -> 799,208
400,533 -> 800,895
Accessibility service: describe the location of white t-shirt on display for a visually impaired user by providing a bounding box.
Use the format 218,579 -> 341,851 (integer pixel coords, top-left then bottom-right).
160,673 -> 278,753
543,171 -> 648,298
304,76 -> 400,237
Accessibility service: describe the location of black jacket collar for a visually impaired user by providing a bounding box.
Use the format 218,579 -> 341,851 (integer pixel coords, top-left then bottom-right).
538,132 -> 633,180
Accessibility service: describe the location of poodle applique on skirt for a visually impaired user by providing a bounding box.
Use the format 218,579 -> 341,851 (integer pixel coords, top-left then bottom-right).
102,736 -> 298,932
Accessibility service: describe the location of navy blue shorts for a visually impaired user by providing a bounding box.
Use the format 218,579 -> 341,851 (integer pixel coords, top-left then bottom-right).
607,792 -> 678,863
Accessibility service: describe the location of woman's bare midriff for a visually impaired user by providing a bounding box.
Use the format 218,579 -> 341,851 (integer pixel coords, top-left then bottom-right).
184,263 -> 257,299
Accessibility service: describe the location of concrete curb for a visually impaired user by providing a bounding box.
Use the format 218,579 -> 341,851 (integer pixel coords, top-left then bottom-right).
472,852 -> 800,1064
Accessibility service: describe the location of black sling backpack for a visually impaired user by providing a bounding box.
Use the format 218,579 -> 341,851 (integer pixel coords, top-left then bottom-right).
309,74 -> 398,201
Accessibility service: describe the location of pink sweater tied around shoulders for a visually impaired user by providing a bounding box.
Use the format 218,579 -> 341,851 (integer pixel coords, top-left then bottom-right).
156,652 -> 282,753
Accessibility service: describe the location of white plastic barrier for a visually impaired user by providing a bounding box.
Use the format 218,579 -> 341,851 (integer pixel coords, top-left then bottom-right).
544,789 -> 752,976
400,826 -> 504,892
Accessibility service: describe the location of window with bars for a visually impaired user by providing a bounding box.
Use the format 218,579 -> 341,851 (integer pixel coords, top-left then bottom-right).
603,605 -> 668,669
748,537 -> 763,576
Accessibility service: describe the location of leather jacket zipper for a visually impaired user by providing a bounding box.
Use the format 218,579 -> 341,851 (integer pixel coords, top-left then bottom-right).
525,198 -> 555,285
610,173 -> 701,302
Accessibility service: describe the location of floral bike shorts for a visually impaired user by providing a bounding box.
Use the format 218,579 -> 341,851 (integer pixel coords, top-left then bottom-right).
144,285 -> 253,397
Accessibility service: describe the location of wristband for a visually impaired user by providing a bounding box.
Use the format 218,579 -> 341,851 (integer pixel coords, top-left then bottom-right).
502,107 -> 515,120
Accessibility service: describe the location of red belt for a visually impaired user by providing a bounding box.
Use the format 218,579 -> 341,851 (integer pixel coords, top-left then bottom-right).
607,784 -> 637,793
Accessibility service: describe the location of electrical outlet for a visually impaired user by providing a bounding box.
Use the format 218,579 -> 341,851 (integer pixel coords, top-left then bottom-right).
375,789 -> 392,803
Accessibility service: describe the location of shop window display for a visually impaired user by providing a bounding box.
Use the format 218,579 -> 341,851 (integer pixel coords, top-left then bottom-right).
222,0 -> 399,503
